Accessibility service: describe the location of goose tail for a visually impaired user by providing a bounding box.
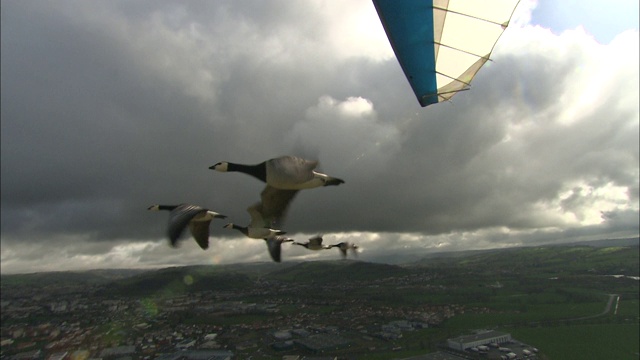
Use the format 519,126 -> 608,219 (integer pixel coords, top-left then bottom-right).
324,177 -> 345,186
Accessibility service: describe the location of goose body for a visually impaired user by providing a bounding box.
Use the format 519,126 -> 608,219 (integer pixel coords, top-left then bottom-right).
148,204 -> 227,249
210,156 -> 345,190
224,223 -> 285,239
223,203 -> 290,262
264,235 -> 295,262
293,235 -> 332,251
224,197 -> 289,239
329,241 -> 359,258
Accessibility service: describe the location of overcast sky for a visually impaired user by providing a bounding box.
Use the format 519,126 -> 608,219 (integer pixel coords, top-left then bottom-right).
1,0 -> 638,274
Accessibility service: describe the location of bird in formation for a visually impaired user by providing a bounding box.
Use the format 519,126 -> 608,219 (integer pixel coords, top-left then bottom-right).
147,204 -> 227,250
264,235 -> 295,262
211,155 -> 345,261
223,200 -> 287,239
293,234 -> 332,251
328,241 -> 359,258
209,155 -> 345,190
149,156 -> 346,262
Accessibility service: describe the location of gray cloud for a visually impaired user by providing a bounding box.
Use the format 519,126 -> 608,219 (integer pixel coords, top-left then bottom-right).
1,0 -> 638,273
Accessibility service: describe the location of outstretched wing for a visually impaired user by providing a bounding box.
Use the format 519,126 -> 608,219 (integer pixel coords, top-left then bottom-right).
188,220 -> 211,250
167,204 -> 204,247
247,186 -> 299,229
264,236 -> 291,263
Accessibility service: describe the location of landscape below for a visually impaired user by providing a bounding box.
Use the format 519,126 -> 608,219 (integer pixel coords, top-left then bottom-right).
2,239 -> 638,360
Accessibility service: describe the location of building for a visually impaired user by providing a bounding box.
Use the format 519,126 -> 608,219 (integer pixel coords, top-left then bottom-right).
155,350 -> 233,360
398,351 -> 468,360
175,339 -> 196,350
46,352 -> 68,360
446,330 -> 511,351
293,334 -> 351,353
99,346 -> 136,359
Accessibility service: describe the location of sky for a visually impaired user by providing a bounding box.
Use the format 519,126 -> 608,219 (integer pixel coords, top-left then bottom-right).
1,0 -> 638,274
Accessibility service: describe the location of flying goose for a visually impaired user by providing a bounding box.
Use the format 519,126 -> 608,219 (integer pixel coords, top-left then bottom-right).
211,155 -> 343,237
223,196 -> 288,239
329,241 -> 359,258
147,204 -> 227,249
209,156 -> 345,190
211,156 -> 344,261
264,235 -> 295,262
293,235 -> 332,251
224,198 -> 293,262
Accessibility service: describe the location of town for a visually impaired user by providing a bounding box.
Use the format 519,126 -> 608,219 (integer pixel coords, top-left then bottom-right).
2,243 -> 638,360
1,261 -> 526,360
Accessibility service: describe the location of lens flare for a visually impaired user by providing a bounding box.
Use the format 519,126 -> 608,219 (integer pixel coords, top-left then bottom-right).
183,275 -> 194,285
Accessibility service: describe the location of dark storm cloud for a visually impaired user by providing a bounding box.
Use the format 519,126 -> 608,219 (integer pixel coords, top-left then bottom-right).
1,0 -> 637,273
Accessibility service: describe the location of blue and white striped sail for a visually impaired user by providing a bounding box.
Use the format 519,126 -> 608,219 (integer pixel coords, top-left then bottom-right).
373,0 -> 520,107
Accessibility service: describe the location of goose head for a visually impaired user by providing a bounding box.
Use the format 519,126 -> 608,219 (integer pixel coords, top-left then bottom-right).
209,162 -> 229,172
147,204 -> 161,211
223,223 -> 234,229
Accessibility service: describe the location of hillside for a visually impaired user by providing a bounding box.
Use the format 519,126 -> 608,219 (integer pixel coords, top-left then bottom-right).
413,244 -> 639,276
3,243 -> 638,295
267,259 -> 411,283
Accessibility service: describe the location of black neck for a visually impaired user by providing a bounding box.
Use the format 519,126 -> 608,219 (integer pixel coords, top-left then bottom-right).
232,224 -> 249,236
228,162 -> 267,183
159,205 -> 178,211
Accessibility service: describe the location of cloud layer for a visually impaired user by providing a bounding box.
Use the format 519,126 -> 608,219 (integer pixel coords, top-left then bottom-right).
1,0 -> 638,273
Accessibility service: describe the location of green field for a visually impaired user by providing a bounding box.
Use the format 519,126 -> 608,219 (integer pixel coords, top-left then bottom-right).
508,323 -> 639,360
2,243 -> 638,360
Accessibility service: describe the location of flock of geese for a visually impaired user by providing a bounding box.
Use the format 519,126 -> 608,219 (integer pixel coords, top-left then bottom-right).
148,155 -> 359,262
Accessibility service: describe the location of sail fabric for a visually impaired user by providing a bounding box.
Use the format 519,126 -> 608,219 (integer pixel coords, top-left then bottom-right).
373,0 -> 520,107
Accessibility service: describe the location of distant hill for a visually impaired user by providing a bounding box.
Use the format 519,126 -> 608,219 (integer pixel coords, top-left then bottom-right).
363,237 -> 640,265
411,242 -> 639,276
0,268 -> 149,288
551,237 -> 639,248
98,265 -> 256,297
3,239 -> 637,294
267,259 -> 411,284
93,261 -> 411,297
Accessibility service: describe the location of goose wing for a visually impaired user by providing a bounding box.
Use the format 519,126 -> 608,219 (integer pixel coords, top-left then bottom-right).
167,204 -> 204,247
268,156 -> 318,184
333,242 -> 348,258
248,186 -> 298,229
188,220 -> 211,250
247,203 -> 267,229
264,235 -> 292,263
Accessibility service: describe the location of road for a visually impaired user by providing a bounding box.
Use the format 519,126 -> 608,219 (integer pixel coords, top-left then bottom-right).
571,293 -> 619,321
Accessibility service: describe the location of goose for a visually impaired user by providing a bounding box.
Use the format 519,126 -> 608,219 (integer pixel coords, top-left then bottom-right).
209,156 -> 345,190
293,235 -> 332,251
147,204 -> 227,250
224,222 -> 285,239
264,235 -> 295,262
329,241 -> 359,258
211,156 -> 343,242
224,201 -> 286,239
224,198 -> 293,262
